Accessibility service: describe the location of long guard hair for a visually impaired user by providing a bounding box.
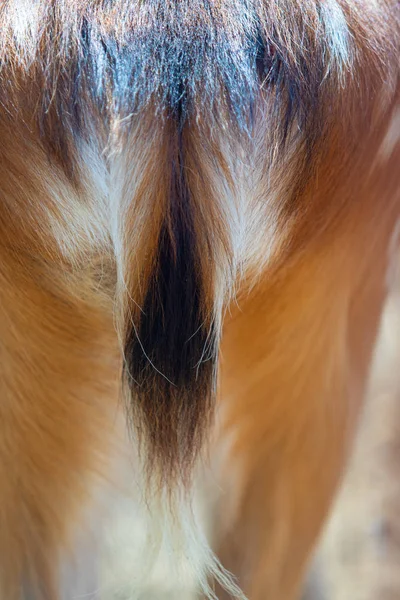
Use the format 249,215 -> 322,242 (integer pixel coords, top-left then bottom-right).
0,1 -> 398,599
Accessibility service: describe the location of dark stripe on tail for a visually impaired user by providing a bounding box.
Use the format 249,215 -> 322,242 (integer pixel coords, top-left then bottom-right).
124,126 -> 216,486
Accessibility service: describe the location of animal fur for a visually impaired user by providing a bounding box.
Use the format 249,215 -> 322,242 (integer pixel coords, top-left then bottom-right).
0,1 -> 398,599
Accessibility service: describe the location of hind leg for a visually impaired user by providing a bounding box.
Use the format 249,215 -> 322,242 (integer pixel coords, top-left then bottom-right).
0,248 -> 118,599
212,207 -> 397,600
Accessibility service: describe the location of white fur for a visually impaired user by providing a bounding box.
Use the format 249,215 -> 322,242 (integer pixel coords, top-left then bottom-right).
378,108 -> 400,164
56,418 -> 243,600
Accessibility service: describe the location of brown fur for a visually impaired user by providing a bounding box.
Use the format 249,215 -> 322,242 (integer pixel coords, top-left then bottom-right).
0,1 -> 398,598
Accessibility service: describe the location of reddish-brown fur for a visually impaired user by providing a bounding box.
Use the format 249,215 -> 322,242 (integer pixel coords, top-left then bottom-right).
0,1 -> 398,599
